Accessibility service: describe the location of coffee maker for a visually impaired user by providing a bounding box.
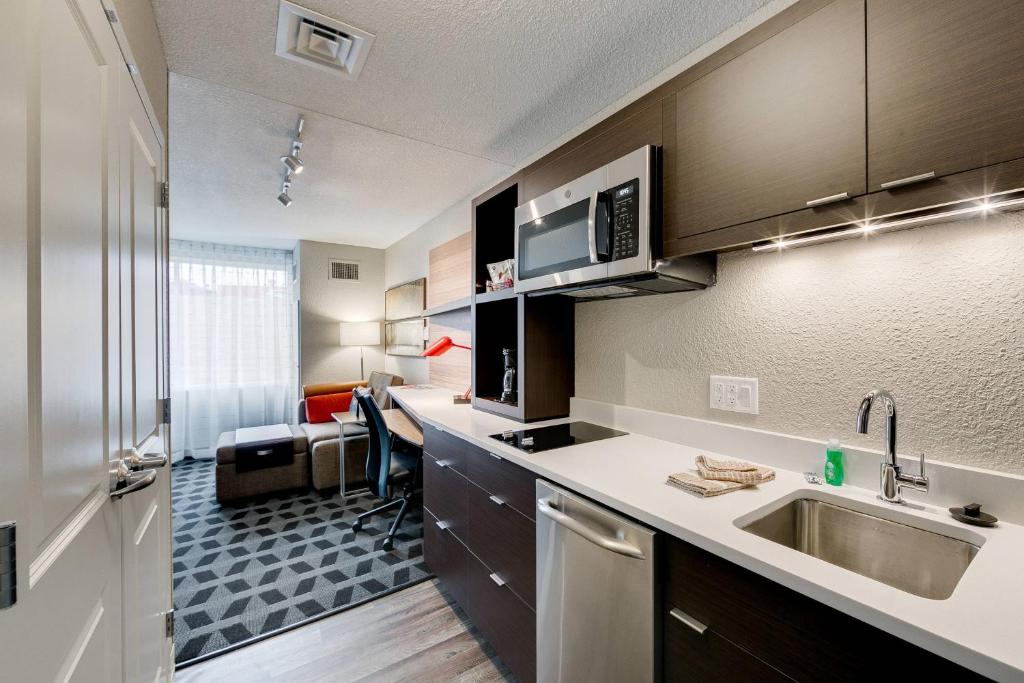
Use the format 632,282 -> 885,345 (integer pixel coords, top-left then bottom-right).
499,348 -> 517,404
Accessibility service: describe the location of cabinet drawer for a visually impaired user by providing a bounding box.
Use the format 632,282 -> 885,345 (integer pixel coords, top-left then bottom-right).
423,423 -> 483,475
423,508 -> 470,608
468,448 -> 538,521
463,547 -> 537,683
423,452 -> 468,540
465,481 -> 535,608
664,537 -> 986,681
663,606 -> 791,683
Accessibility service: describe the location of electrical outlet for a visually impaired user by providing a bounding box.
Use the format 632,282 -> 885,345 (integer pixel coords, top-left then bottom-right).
710,376 -> 759,414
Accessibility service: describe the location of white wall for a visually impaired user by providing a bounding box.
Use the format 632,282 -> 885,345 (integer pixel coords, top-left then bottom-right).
576,211 -> 1024,475
383,200 -> 474,384
298,240 -> 385,385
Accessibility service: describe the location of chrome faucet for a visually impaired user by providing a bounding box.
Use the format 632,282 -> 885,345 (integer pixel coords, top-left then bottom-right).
856,389 -> 928,504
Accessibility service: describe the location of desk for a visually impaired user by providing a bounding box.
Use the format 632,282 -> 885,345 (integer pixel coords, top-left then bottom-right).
331,408 -> 423,496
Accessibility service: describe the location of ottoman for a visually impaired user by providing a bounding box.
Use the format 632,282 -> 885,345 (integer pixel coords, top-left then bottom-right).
215,424 -> 309,503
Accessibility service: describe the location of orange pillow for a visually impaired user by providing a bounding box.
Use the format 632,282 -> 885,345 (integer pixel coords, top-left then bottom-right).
306,392 -> 353,423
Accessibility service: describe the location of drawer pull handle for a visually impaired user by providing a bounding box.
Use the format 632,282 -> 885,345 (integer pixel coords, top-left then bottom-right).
488,495 -> 505,506
880,171 -> 936,190
489,573 -> 506,587
434,459 -> 450,469
805,192 -> 849,208
489,452 -> 502,461
669,607 -> 708,636
435,520 -> 450,530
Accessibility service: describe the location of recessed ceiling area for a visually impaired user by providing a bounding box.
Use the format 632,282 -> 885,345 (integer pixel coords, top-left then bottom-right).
155,0 -> 773,248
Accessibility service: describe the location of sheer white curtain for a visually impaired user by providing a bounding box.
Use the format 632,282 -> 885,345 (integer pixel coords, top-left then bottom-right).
170,240 -> 298,460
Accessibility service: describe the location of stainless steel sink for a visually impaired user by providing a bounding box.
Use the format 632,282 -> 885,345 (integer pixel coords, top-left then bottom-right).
739,498 -> 979,600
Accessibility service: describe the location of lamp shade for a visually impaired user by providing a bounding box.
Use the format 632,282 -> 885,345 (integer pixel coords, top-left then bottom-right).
339,321 -> 381,347
421,336 -> 471,357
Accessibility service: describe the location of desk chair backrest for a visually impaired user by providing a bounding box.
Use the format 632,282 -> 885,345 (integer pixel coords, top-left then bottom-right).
355,389 -> 392,499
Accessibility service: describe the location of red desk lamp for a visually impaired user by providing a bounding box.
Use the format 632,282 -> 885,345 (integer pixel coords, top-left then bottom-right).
421,336 -> 472,404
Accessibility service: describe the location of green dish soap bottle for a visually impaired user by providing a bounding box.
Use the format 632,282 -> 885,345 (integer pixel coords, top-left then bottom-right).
824,438 -> 844,486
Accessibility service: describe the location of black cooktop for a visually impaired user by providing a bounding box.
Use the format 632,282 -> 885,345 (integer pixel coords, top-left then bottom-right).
490,421 -> 627,453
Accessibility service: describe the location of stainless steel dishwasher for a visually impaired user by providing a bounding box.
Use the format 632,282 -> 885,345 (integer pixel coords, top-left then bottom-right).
536,481 -> 657,682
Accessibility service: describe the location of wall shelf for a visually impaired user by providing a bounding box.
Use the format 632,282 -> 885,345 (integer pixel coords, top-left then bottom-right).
423,296 -> 471,317
474,288 -> 516,305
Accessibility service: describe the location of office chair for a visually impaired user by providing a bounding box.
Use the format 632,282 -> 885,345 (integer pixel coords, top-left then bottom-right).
350,388 -> 422,551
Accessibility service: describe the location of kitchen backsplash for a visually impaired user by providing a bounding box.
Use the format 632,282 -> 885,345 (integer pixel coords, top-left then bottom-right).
576,210 -> 1024,475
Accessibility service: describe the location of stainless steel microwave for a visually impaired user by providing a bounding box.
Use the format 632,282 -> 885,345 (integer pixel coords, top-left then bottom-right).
513,146 -> 714,298
514,146 -> 653,294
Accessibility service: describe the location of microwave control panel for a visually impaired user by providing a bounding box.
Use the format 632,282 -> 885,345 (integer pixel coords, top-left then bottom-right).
610,179 -> 640,260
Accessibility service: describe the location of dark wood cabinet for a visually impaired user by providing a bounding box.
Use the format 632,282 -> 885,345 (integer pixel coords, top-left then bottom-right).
867,0 -> 1024,192
520,104 -> 663,203
662,536 -> 988,682
663,613 -> 792,683
422,427 -> 539,682
665,0 -> 866,241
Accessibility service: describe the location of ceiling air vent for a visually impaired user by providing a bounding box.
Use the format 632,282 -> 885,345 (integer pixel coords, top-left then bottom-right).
275,1 -> 375,79
329,259 -> 359,281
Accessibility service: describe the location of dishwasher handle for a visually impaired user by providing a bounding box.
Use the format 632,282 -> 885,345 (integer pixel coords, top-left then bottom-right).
537,497 -> 646,559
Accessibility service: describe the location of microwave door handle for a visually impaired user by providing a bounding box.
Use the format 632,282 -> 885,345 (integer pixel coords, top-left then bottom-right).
587,191 -> 609,264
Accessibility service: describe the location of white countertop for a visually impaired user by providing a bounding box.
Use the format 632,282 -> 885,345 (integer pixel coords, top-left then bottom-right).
390,386 -> 1024,682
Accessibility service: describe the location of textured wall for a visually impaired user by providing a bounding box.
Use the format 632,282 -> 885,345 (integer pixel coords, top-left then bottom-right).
298,241 -> 385,386
576,212 -> 1024,475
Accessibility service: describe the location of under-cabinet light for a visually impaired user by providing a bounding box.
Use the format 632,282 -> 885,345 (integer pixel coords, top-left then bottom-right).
752,193 -> 1024,252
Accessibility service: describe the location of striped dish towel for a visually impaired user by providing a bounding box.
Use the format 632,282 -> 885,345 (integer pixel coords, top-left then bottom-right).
666,472 -> 752,498
695,455 -> 775,485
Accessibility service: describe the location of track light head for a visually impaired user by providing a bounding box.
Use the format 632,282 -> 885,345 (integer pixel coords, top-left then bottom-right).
277,191 -> 293,207
281,153 -> 303,174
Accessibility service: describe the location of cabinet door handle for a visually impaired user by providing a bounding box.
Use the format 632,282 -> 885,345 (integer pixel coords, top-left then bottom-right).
805,192 -> 849,208
435,520 -> 449,530
489,573 -> 506,587
488,495 -> 505,506
489,452 -> 502,461
880,171 -> 936,190
434,459 -> 449,469
669,607 -> 708,636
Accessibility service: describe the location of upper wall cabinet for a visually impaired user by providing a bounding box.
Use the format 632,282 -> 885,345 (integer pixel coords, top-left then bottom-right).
665,0 -> 866,240
520,104 -> 662,202
867,0 -> 1024,191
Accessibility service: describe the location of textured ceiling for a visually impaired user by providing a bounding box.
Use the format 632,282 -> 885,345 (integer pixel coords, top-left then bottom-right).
156,0 -> 772,247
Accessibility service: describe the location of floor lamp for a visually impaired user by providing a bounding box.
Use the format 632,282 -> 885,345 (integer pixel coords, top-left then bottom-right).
421,335 -> 471,404
339,321 -> 381,380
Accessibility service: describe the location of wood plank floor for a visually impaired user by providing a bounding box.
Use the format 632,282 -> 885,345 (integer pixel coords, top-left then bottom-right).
174,579 -> 511,683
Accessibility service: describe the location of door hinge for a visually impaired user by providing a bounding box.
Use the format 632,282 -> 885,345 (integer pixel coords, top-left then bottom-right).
158,397 -> 171,425
0,522 -> 15,610
165,610 -> 175,639
160,181 -> 169,210
104,8 -> 118,23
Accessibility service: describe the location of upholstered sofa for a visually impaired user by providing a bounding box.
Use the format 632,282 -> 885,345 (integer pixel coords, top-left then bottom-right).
298,371 -> 403,491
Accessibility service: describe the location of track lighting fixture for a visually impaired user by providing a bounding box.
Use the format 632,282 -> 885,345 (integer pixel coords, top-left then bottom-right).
276,115 -> 305,205
278,175 -> 293,207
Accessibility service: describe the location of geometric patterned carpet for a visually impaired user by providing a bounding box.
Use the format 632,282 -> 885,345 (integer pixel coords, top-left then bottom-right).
171,458 -> 429,665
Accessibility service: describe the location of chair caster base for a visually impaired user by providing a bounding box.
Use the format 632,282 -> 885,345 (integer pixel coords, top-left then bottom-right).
381,538 -> 394,551
351,520 -> 362,533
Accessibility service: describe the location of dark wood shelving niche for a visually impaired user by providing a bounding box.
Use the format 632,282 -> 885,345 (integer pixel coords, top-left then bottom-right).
471,178 -> 574,422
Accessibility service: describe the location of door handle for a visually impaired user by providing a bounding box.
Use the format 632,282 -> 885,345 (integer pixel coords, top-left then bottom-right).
125,447 -> 168,471
880,171 -> 936,190
669,607 -> 708,636
805,192 -> 849,208
110,470 -> 157,500
587,191 -> 609,264
537,497 -> 645,559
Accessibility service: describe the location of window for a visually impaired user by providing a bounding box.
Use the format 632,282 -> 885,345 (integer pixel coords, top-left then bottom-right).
170,240 -> 297,459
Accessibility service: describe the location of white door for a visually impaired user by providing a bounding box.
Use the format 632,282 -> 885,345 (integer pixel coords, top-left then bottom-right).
0,1 -> 172,681
118,66 -> 174,682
